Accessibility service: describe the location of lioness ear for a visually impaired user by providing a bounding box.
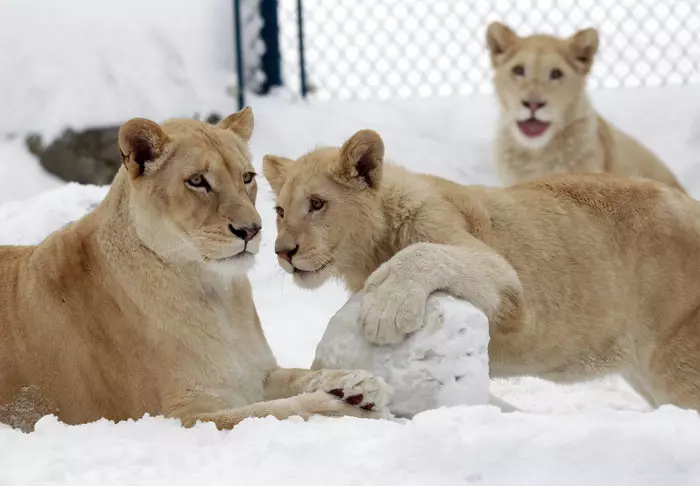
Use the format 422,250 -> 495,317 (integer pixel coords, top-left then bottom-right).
336,129 -> 384,189
486,22 -> 520,66
568,28 -> 599,74
263,154 -> 293,193
218,106 -> 254,141
118,118 -> 169,179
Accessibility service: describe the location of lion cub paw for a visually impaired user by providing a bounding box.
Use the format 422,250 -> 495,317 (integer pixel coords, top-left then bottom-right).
360,271 -> 428,345
311,370 -> 392,415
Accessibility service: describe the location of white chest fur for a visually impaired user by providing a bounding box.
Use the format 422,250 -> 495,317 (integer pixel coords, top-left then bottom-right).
157,273 -> 277,409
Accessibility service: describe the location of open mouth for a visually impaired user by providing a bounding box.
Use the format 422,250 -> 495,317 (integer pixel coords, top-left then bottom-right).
517,118 -> 550,138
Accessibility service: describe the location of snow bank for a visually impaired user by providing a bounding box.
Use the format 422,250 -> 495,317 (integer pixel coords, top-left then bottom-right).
1,407 -> 699,486
0,0 -> 238,139
0,183 -> 108,245
313,292 -> 491,417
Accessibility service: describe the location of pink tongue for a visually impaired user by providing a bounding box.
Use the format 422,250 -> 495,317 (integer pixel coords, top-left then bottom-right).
517,119 -> 550,137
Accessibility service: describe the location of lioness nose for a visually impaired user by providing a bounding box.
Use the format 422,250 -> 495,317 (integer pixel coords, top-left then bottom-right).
522,100 -> 546,112
229,224 -> 261,242
275,245 -> 298,264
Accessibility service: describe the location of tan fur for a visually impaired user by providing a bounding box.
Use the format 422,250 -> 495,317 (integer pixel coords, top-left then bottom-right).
486,22 -> 684,191
264,129 -> 700,411
0,110 -> 390,431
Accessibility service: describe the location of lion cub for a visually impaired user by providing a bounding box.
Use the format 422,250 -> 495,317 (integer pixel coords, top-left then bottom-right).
264,129 -> 700,410
486,22 -> 683,191
0,109 -> 389,431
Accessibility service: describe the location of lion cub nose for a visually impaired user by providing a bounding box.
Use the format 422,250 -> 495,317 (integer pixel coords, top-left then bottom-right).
229,224 -> 261,242
522,100 -> 546,112
275,244 -> 298,264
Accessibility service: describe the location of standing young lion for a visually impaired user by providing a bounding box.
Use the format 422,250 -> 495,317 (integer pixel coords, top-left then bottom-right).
486,22 -> 683,191
263,129 -> 700,410
0,109 -> 389,431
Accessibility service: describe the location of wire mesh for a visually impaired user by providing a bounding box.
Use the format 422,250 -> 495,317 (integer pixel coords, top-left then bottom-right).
274,0 -> 700,101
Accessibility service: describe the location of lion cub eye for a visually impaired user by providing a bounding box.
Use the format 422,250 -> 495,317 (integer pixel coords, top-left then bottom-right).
550,68 -> 564,80
242,171 -> 256,184
275,206 -> 285,218
511,65 -> 525,77
309,197 -> 326,212
186,173 -> 211,191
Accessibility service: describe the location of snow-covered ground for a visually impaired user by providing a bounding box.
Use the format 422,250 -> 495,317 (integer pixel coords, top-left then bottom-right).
3,407 -> 700,486
3,1 -> 700,484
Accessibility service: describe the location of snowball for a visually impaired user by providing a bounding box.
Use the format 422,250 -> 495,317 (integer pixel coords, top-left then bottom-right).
312,292 -> 492,418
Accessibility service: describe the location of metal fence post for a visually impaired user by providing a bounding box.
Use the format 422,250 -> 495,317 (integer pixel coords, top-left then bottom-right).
258,0 -> 282,94
296,0 -> 309,98
233,0 -> 246,109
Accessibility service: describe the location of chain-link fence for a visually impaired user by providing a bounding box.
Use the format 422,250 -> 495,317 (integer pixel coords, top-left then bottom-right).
238,0 -> 700,104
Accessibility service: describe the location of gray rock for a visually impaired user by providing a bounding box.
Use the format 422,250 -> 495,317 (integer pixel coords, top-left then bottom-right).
26,126 -> 122,186
25,112 -> 224,186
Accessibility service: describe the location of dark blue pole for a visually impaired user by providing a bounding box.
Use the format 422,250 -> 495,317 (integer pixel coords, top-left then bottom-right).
296,0 -> 308,98
259,0 -> 282,94
233,0 -> 246,109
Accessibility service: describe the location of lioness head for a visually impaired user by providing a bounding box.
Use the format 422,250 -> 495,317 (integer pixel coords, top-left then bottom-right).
263,130 -> 385,289
486,22 -> 599,148
118,107 -> 261,275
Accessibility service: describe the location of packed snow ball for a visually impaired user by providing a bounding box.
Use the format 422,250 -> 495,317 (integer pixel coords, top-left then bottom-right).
313,292 -> 491,417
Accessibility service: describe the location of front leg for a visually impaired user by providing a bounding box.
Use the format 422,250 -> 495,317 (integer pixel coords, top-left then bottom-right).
264,368 -> 391,415
361,237 -> 524,344
164,379 -> 389,430
172,392 -> 382,430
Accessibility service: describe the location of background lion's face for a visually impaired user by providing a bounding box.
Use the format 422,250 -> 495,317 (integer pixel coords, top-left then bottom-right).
119,109 -> 262,275
487,23 -> 599,149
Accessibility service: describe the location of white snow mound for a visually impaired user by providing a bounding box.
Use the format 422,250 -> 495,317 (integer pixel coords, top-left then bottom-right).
0,183 -> 108,246
313,292 -> 490,417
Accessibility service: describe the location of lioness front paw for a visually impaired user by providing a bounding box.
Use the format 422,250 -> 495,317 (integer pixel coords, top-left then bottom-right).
360,270 -> 428,345
311,370 -> 391,413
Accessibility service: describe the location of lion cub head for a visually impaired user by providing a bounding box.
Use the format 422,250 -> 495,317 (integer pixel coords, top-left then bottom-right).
263,130 -> 385,289
486,22 -> 599,148
118,107 -> 261,275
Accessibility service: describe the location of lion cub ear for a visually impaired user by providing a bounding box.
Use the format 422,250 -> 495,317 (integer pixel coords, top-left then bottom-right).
486,22 -> 520,66
568,28 -> 599,74
263,154 -> 294,193
336,129 -> 385,189
118,118 -> 169,179
218,106 -> 254,142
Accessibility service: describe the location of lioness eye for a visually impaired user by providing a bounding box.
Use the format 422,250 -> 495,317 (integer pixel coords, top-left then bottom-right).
275,206 -> 285,218
550,68 -> 563,80
512,65 -> 525,76
309,197 -> 326,211
186,173 -> 211,191
243,171 -> 256,184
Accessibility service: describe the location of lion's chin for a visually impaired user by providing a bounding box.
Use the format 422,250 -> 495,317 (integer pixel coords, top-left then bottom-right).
292,267 -> 331,289
206,252 -> 256,278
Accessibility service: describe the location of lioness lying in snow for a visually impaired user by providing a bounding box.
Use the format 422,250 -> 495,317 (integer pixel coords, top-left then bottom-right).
0,109 -> 389,431
263,129 -> 700,410
486,21 -> 683,192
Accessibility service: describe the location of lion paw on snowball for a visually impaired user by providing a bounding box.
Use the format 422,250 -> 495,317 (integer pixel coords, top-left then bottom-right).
313,291 -> 517,418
